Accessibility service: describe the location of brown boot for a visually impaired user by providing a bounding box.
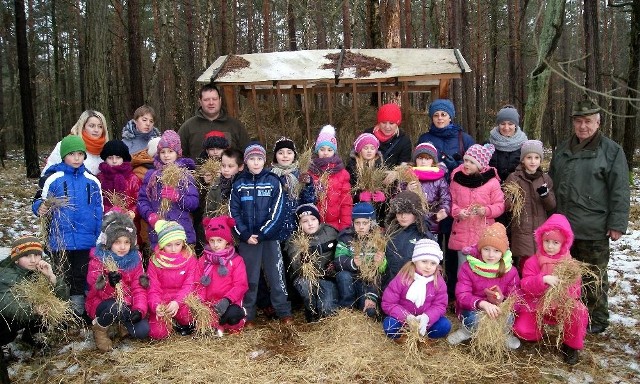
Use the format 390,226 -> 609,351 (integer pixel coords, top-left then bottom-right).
117,323 -> 129,338
92,320 -> 113,352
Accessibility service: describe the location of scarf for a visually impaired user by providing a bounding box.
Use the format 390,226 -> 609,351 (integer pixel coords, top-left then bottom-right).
372,125 -> 398,143
309,155 -> 345,175
523,168 -> 543,181
405,272 -> 434,307
452,167 -> 497,188
95,246 -> 140,272
82,131 -> 106,155
150,247 -> 191,269
270,162 -> 300,198
413,166 -> 445,182
569,131 -> 601,153
466,250 -> 513,278
98,162 -> 133,193
121,119 -> 161,141
489,126 -> 527,152
537,252 -> 570,276
201,246 -> 236,278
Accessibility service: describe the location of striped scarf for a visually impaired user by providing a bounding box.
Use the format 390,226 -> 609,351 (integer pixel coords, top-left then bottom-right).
466,250 -> 513,278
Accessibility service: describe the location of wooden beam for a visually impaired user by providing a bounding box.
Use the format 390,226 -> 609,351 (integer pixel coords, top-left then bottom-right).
239,84 -> 439,96
303,84 -> 311,143
352,82 -> 358,130
222,86 -> 237,118
250,85 -> 264,143
276,82 -> 285,131
377,83 -> 382,108
327,83 -> 333,125
438,79 -> 450,99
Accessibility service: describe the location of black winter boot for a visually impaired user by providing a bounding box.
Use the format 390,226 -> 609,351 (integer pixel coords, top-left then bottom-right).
561,344 -> 579,365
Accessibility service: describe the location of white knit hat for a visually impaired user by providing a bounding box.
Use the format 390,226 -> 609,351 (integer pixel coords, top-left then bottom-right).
412,239 -> 443,264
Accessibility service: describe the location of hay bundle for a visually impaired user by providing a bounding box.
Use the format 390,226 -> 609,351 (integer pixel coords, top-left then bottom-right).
38,196 -> 71,253
315,171 -> 330,217
156,304 -> 174,335
184,293 -> 216,337
352,230 -> 388,283
393,164 -> 429,210
103,257 -> 125,310
471,295 -> 517,362
502,181 -> 525,224
10,274 -> 76,330
402,315 -> 426,358
352,163 -> 388,195
158,163 -> 187,217
536,259 -> 597,346
293,147 -> 313,197
103,191 -> 132,213
196,158 -> 221,180
290,230 -> 323,306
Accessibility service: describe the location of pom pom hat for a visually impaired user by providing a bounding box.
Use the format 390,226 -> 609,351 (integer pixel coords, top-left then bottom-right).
10,236 -> 43,262
203,216 -> 236,245
147,137 -> 161,157
315,125 -> 338,153
155,220 -> 187,249
99,211 -> 137,247
157,130 -> 182,157
463,144 -> 495,170
377,103 -> 402,125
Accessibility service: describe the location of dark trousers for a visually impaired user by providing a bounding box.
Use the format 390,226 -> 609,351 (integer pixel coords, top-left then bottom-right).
571,239 -> 610,328
95,299 -> 150,339
52,249 -> 90,297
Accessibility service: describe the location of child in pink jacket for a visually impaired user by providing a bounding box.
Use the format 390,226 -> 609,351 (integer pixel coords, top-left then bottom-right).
513,214 -> 588,365
449,144 -> 505,273
381,239 -> 451,340
199,216 -> 249,334
147,220 -> 199,339
447,223 -> 520,349
86,212 -> 149,351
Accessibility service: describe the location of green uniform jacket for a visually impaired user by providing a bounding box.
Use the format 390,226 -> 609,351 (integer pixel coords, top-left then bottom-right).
0,261 -> 69,324
549,133 -> 630,240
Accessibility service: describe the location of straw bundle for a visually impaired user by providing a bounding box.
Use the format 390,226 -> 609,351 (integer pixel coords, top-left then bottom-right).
471,295 -> 517,362
103,257 -> 125,311
402,316 -> 426,358
536,259 -> 597,347
38,196 -> 71,246
159,163 -> 187,217
184,293 -> 216,337
352,163 -> 388,195
293,147 -> 313,197
315,171 -> 330,217
103,191 -> 131,213
196,158 -> 221,180
156,304 -> 174,335
352,230 -> 388,283
290,230 -> 323,305
393,164 -> 429,210
502,181 -> 525,224
11,274 -> 76,330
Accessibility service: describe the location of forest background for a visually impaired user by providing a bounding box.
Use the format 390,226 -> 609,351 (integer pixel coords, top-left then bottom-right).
0,0 -> 638,177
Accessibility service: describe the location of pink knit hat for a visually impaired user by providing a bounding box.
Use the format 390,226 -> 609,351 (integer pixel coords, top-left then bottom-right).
463,144 -> 495,170
353,133 -> 379,153
315,125 -> 338,153
413,142 -> 438,162
157,130 -> 182,157
377,103 -> 402,125
203,216 -> 236,245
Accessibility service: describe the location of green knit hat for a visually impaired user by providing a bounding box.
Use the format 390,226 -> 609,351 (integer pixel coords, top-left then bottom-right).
10,235 -> 43,262
155,220 -> 187,249
60,135 -> 87,159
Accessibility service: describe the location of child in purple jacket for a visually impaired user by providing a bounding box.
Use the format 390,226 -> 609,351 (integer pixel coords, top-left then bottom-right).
447,222 -> 520,348
381,239 -> 451,340
137,130 -> 199,249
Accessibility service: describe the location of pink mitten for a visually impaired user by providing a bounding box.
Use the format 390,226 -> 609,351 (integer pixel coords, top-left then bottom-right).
147,213 -> 159,227
359,191 -> 372,202
161,186 -> 179,202
372,191 -> 386,202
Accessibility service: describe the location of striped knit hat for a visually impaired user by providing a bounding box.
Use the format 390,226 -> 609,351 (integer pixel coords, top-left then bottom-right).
464,144 -> 495,171
412,239 -> 443,264
315,125 -> 338,153
157,130 -> 182,157
413,142 -> 438,162
353,133 -> 379,153
155,220 -> 187,249
11,236 -> 44,261
244,142 -> 267,162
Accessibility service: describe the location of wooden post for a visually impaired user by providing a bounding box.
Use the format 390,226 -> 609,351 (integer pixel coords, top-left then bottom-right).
377,82 -> 382,108
326,83 -> 333,125
438,79 -> 450,99
303,84 -> 311,143
251,85 -> 264,143
222,85 -> 237,118
352,82 -> 358,130
276,82 -> 285,131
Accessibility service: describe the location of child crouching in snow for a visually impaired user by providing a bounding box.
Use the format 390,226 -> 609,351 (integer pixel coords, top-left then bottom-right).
86,212 -> 149,351
381,239 -> 451,340
199,216 -> 249,334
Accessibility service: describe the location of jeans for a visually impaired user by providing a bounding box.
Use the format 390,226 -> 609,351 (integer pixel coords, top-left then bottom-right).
383,315 -> 451,339
460,309 -> 515,332
335,271 -> 379,310
95,299 -> 149,339
293,277 -> 338,317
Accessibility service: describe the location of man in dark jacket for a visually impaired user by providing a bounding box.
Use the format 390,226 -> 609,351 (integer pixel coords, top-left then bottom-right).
178,84 -> 249,160
549,99 -> 630,335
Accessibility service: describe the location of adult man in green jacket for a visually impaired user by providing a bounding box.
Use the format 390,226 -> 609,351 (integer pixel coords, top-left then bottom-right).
549,99 -> 630,335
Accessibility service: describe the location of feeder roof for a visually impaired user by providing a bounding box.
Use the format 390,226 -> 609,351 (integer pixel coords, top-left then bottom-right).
197,48 -> 471,86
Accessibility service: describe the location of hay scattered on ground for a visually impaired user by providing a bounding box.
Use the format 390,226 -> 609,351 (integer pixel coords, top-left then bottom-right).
218,54 -> 250,78
503,181 -> 525,224
322,51 -> 392,78
184,293 -> 216,337
537,259 -> 599,347
471,295 -> 517,362
102,257 -> 125,311
158,163 -> 187,217
10,274 -> 76,331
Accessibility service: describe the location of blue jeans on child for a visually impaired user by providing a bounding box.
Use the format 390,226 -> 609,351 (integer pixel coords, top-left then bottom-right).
293,277 -> 338,317
459,310 -> 515,330
335,271 -> 379,310
383,315 -> 451,339
96,299 -> 150,339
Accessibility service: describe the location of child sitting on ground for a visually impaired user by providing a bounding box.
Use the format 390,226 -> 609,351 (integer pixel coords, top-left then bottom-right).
334,202 -> 386,318
513,214 -> 588,365
381,239 -> 451,340
199,216 -> 249,334
286,204 -> 339,323
86,212 -> 149,351
147,220 -> 199,339
447,223 -> 521,349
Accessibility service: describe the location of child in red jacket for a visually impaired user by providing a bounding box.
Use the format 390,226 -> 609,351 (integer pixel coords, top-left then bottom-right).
199,216 -> 249,335
309,125 -> 353,231
147,220 -> 199,339
86,212 -> 149,352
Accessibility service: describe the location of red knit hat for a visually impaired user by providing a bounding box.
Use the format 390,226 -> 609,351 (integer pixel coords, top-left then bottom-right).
203,216 -> 236,245
377,103 -> 402,125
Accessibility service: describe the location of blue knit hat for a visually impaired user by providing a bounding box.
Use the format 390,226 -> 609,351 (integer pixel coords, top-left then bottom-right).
296,203 -> 321,223
428,99 -> 456,119
352,202 -> 376,220
244,142 -> 266,162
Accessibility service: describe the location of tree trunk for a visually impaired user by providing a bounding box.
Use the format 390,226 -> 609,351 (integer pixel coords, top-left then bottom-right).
342,0 -> 352,49
14,0 -> 39,178
583,0 -> 603,107
404,0 -> 413,47
128,0 -> 144,113
486,0 -> 498,114
622,0 -> 640,170
85,1 -> 110,124
50,0 -> 62,133
523,0 -> 566,139
383,0 -> 401,48
315,2 -> 327,49
247,0 -> 255,52
221,0 -> 229,54
287,1 -> 297,51
366,0 -> 381,49
262,0 -> 271,51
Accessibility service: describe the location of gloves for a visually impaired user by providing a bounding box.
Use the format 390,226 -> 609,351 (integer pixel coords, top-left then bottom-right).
324,262 -> 336,278
359,191 -> 372,202
147,213 -> 159,227
107,271 -> 122,287
484,285 -> 504,305
536,184 -> 549,198
372,191 -> 386,203
416,314 -> 429,336
129,309 -> 142,324
214,298 -> 230,316
161,186 -> 180,202
200,275 -> 212,287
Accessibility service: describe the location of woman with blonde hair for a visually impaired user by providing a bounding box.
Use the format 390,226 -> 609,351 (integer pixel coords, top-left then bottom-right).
42,110 -> 110,175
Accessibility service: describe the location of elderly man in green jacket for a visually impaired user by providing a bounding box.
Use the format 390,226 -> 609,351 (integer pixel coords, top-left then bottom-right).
549,99 -> 630,335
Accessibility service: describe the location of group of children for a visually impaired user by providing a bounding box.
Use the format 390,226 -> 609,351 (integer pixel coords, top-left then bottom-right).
0,105 -> 587,366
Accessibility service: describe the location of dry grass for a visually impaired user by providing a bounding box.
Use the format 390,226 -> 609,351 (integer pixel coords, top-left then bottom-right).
352,163 -> 389,194
102,257 -> 125,311
503,181 -> 525,225
471,295 -> 517,362
196,158 -> 221,180
293,147 -> 313,197
184,293 -> 216,337
38,196 -> 71,259
315,171 -> 330,218
102,191 -> 132,213
393,164 -> 429,210
352,229 -> 388,283
158,163 -> 187,217
401,316 -> 427,358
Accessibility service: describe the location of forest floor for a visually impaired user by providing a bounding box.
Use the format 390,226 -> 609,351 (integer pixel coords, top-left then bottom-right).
0,148 -> 639,383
